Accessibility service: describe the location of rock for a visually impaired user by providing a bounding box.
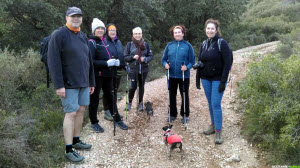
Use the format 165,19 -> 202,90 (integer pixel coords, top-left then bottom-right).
226,154 -> 241,162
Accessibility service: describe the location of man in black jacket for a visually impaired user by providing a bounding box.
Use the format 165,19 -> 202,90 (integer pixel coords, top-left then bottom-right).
47,7 -> 95,163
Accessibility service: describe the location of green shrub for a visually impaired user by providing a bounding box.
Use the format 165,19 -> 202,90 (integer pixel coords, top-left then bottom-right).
0,48 -> 64,167
277,28 -> 300,58
229,0 -> 300,50
238,51 -> 300,164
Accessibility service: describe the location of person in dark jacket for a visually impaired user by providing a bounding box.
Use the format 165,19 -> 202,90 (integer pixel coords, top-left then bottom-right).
124,27 -> 153,111
195,19 -> 232,144
161,25 -> 195,124
88,19 -> 128,131
47,7 -> 95,163
102,23 -> 126,121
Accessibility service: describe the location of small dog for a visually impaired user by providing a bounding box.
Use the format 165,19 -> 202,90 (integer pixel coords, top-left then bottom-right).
144,101 -> 154,119
162,125 -> 183,158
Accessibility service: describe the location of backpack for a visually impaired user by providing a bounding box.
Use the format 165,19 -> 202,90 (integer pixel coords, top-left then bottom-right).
202,38 -> 233,70
40,35 -> 51,88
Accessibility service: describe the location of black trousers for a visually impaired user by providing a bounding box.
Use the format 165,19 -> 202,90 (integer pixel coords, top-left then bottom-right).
128,71 -> 148,104
103,74 -> 121,111
169,77 -> 190,118
89,76 -> 121,124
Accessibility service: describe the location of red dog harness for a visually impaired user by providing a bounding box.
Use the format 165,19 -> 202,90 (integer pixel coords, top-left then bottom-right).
164,131 -> 182,145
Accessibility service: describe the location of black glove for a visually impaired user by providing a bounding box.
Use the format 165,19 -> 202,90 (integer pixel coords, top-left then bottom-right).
218,82 -> 226,93
196,69 -> 201,90
196,79 -> 201,90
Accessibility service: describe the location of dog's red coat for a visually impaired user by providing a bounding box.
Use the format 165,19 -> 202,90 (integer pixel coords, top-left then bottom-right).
164,131 -> 182,145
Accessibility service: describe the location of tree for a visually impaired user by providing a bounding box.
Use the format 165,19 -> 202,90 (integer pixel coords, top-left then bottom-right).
0,0 -> 247,52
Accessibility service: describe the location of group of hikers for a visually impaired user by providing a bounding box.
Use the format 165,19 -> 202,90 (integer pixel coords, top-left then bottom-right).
46,7 -> 232,163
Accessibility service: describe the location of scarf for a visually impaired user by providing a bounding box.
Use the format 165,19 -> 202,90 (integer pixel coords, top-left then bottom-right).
132,37 -> 145,62
66,23 -> 80,34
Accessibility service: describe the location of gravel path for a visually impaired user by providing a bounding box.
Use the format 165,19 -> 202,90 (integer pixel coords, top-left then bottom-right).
65,41 -> 279,168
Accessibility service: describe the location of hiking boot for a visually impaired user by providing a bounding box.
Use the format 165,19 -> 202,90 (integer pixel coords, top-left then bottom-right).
104,110 -> 113,121
65,149 -> 84,163
181,117 -> 189,124
215,131 -> 224,144
203,125 -> 215,135
138,103 -> 144,112
91,123 -> 104,133
73,140 -> 92,150
125,103 -> 131,111
167,116 -> 176,122
116,120 -> 128,130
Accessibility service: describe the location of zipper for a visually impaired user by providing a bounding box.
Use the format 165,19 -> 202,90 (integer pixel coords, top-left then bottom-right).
175,41 -> 179,76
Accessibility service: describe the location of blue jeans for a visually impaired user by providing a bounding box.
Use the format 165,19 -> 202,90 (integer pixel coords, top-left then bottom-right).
201,79 -> 226,130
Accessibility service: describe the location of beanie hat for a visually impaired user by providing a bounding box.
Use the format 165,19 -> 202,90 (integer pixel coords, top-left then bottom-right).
106,23 -> 117,34
92,18 -> 105,35
107,25 -> 117,31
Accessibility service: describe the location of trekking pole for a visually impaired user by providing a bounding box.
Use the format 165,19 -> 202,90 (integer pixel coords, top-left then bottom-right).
167,60 -> 171,126
112,60 -> 117,136
140,60 -> 143,112
136,58 -> 140,114
229,73 -> 233,97
230,75 -> 233,97
125,65 -> 129,120
182,62 -> 187,130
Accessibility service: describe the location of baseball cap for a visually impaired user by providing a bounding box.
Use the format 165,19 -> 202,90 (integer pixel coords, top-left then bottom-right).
66,7 -> 82,16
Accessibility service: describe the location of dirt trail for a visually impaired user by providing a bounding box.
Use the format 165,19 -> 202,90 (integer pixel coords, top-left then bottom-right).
65,41 -> 279,168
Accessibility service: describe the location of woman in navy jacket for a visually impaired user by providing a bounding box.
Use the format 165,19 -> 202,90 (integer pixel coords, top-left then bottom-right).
195,19 -> 232,144
102,23 -> 126,121
88,19 -> 128,131
161,25 -> 195,123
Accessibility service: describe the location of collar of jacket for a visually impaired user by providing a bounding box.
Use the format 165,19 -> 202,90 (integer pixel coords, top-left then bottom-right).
172,39 -> 185,44
106,35 -> 118,42
90,35 -> 103,41
208,35 -> 219,42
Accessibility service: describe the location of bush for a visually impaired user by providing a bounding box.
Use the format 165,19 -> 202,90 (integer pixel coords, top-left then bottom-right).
229,0 -> 300,50
238,51 -> 300,164
277,28 -> 300,58
0,49 -> 65,167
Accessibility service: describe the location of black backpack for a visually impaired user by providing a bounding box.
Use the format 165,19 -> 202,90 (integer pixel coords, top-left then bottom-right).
40,27 -> 67,88
40,36 -> 51,88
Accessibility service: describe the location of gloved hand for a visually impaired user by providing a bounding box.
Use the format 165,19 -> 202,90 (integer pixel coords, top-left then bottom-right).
107,59 -> 116,67
218,82 -> 226,93
196,79 -> 201,90
115,59 -> 120,66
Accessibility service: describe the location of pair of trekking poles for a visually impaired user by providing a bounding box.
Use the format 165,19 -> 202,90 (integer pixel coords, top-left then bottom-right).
167,61 -> 187,130
124,57 -> 144,118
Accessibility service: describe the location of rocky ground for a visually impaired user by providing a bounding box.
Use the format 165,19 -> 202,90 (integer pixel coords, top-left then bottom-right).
65,41 -> 279,168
